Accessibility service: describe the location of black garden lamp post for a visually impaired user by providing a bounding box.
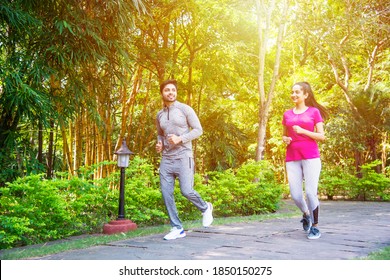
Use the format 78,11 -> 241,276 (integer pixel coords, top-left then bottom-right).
103,138 -> 137,234
115,139 -> 133,220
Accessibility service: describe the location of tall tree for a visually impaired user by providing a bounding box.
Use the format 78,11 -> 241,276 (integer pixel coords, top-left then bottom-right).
255,0 -> 289,161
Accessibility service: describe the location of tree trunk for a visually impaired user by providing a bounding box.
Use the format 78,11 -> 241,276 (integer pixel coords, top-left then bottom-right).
74,112 -> 83,175
364,40 -> 386,94
381,132 -> 388,174
123,66 -> 143,152
38,121 -> 43,165
136,73 -> 151,155
255,0 -> 288,161
59,119 -> 74,176
46,120 -> 54,179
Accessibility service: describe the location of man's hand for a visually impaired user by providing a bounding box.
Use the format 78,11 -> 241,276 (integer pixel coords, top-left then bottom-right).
168,134 -> 182,145
156,140 -> 163,153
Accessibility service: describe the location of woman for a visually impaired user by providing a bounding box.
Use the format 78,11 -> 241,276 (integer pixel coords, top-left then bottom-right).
282,82 -> 328,239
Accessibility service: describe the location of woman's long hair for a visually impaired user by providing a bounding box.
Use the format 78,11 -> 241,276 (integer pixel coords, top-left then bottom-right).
294,82 -> 329,120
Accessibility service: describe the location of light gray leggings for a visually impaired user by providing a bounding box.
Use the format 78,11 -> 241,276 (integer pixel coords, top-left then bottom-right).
159,156 -> 208,229
286,158 -> 321,224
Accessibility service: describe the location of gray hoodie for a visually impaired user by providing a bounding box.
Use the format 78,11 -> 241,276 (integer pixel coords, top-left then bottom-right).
156,101 -> 203,158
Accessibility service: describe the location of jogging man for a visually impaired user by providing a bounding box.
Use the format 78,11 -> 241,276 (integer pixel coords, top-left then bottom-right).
156,79 -> 213,240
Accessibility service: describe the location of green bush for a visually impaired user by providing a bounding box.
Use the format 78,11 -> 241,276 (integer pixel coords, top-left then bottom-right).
320,161 -> 390,201
319,166 -> 356,199
0,174 -> 116,249
352,160 -> 390,201
1,175 -> 75,248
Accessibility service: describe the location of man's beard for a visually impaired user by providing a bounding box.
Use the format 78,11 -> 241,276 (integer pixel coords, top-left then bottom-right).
163,95 -> 176,102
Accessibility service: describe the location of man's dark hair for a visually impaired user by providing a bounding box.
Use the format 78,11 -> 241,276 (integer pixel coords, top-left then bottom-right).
160,79 -> 178,93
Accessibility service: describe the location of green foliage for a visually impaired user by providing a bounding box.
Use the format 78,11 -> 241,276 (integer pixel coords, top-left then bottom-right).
352,160 -> 390,201
320,161 -> 390,201
200,107 -> 250,171
0,174 -> 116,249
0,150 -> 20,187
319,165 -> 357,199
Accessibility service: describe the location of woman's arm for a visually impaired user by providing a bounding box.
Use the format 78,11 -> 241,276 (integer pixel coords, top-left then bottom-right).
282,126 -> 293,145
292,122 -> 326,141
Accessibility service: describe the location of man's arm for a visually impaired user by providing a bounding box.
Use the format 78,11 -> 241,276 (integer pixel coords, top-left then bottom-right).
180,106 -> 203,143
156,114 -> 165,151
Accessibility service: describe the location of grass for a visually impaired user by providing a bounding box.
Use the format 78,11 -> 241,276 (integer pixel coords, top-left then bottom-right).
360,246 -> 390,260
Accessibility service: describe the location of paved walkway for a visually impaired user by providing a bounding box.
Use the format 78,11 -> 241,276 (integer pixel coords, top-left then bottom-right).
32,200 -> 390,260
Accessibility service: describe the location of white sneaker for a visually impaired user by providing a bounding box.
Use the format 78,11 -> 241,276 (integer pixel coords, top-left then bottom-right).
202,202 -> 213,227
163,227 -> 186,240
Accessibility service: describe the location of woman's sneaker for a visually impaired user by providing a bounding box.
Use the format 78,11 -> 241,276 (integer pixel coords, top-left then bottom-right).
300,214 -> 312,233
163,227 -> 186,240
307,226 -> 321,240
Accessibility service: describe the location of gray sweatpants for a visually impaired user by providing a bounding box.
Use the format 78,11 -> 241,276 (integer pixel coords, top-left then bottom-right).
159,156 -> 208,229
286,158 -> 321,223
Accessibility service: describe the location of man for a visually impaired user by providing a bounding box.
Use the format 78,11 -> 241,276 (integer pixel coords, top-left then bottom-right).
156,79 -> 213,240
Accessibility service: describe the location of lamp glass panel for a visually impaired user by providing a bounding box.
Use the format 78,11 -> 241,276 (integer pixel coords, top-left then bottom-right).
118,154 -> 129,167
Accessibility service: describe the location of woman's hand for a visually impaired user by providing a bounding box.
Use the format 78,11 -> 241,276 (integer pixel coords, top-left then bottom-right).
282,136 -> 292,145
292,125 -> 303,134
292,124 -> 326,141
